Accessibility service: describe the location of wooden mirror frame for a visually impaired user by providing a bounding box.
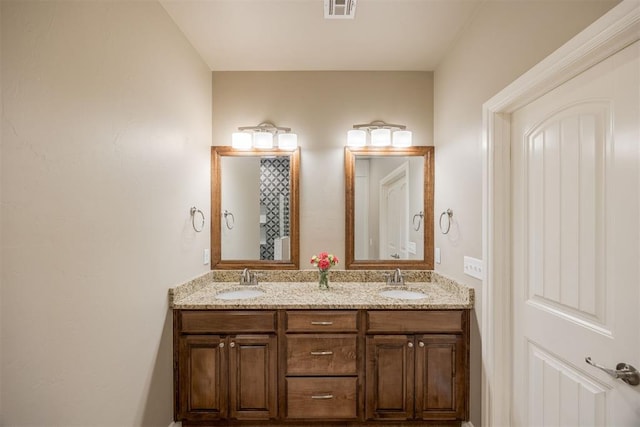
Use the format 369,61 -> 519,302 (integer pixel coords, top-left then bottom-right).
211,146 -> 300,269
345,146 -> 434,270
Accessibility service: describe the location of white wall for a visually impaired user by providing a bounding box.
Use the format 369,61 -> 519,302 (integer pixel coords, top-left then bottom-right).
433,1 -> 619,425
1,1 -> 211,425
212,71 -> 434,268
221,157 -> 261,259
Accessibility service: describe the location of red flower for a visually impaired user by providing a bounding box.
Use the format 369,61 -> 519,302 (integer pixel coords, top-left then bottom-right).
318,252 -> 329,259
317,258 -> 330,270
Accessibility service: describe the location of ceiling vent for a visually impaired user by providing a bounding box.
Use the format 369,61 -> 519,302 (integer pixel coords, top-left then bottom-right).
324,0 -> 357,19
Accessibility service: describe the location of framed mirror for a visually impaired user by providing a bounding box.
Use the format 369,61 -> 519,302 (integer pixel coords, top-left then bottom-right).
211,146 -> 300,269
345,146 -> 434,270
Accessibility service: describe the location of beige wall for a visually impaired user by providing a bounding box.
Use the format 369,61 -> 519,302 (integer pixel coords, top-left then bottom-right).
1,1 -> 211,425
212,71 -> 434,268
433,1 -> 619,425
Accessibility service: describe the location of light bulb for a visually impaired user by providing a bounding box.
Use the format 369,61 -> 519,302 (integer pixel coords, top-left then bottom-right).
277,133 -> 298,150
232,132 -> 252,150
347,129 -> 366,147
371,128 -> 391,146
392,130 -> 412,147
253,132 -> 274,149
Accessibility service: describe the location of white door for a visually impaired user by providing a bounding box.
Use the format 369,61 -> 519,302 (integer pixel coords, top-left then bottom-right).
379,163 -> 409,260
511,40 -> 640,426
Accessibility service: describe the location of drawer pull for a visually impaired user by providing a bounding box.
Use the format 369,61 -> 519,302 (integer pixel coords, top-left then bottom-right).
310,351 -> 334,356
310,321 -> 333,326
311,394 -> 334,399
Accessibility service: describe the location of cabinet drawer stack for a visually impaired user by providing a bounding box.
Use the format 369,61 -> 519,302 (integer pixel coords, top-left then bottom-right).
283,310 -> 361,421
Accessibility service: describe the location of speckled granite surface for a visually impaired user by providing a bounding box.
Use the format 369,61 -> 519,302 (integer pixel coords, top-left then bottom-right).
169,270 -> 473,310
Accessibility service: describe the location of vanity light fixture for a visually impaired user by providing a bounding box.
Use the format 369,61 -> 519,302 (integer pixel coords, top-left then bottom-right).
231,121 -> 298,150
347,120 -> 412,148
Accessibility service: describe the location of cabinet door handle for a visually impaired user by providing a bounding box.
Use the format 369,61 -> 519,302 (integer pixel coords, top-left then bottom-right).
311,394 -> 334,399
229,342 -> 235,348
310,351 -> 334,356
419,341 -> 425,348
310,321 -> 333,326
219,342 -> 225,348
408,342 -> 414,348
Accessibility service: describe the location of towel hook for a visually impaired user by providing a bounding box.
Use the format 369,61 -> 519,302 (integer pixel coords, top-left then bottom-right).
190,207 -> 205,233
439,209 -> 453,234
412,211 -> 424,231
223,210 -> 235,230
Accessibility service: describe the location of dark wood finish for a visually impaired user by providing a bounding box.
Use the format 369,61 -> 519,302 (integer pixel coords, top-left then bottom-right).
365,335 -> 415,421
367,311 -> 463,334
285,377 -> 358,420
285,310 -> 358,332
415,335 -> 466,421
174,308 -> 469,426
286,334 -> 357,375
178,335 -> 228,421
211,147 -> 300,270
344,146 -> 435,270
181,311 -> 276,333
229,334 -> 278,420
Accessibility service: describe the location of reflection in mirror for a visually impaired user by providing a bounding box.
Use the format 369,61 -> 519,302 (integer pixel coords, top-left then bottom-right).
345,147 -> 434,270
212,147 -> 299,269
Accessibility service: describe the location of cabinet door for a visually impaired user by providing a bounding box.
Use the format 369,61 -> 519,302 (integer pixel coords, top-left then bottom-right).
365,335 -> 414,420
228,334 -> 278,420
415,334 -> 466,420
178,335 -> 228,421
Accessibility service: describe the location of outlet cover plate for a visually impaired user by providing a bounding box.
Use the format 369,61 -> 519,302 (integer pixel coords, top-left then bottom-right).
463,256 -> 483,280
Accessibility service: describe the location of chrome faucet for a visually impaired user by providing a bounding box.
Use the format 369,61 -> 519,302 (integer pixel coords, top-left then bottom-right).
386,268 -> 405,286
240,268 -> 258,286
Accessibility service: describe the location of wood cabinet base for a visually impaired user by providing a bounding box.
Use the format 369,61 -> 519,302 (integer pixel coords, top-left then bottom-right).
174,309 -> 470,426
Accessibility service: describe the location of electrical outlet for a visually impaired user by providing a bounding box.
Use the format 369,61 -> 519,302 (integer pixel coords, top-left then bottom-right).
203,248 -> 210,265
463,256 -> 483,280
435,248 -> 441,264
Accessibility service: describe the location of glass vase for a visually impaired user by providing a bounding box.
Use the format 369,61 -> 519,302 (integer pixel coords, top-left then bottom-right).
318,269 -> 330,290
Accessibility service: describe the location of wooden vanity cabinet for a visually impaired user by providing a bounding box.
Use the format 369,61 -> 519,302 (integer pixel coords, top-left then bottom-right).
365,311 -> 469,422
174,309 -> 469,426
175,311 -> 278,423
282,310 -> 362,421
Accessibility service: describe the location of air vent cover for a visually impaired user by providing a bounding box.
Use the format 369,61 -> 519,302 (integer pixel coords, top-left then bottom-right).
324,0 -> 357,19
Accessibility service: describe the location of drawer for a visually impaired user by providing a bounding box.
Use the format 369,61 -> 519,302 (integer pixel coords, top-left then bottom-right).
286,334 -> 357,375
286,377 -> 358,419
367,310 -> 463,333
286,310 -> 358,332
180,310 -> 276,333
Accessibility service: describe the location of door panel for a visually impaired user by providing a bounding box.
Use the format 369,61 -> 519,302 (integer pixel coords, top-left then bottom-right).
512,41 -> 640,426
228,334 -> 277,420
415,334 -> 466,420
365,335 -> 414,420
179,335 -> 228,421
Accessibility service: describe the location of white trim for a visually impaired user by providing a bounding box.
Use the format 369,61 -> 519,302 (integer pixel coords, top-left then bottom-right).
379,161 -> 410,260
481,1 -> 640,426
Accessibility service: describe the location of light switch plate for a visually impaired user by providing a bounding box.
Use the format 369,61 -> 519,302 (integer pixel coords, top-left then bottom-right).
463,256 -> 483,280
435,248 -> 441,264
203,248 -> 210,265
407,241 -> 417,255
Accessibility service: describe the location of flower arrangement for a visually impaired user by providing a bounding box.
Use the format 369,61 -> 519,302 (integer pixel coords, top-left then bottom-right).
310,252 -> 339,271
310,252 -> 339,290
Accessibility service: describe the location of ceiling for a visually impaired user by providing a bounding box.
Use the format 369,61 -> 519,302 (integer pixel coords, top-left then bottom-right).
159,0 -> 483,71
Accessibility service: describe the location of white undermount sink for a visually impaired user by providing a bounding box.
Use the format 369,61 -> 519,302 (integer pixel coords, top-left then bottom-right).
378,288 -> 429,300
215,288 -> 266,300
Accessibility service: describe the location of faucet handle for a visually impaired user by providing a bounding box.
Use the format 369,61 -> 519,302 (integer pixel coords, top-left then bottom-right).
383,272 -> 392,286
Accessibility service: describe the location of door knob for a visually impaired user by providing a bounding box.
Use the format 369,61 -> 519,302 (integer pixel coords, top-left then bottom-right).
408,342 -> 414,348
585,357 -> 640,386
230,342 -> 235,348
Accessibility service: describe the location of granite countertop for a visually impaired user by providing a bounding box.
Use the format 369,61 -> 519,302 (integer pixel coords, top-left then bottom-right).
169,270 -> 474,310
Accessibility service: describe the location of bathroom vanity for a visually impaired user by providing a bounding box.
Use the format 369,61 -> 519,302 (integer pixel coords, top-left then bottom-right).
170,271 -> 473,426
